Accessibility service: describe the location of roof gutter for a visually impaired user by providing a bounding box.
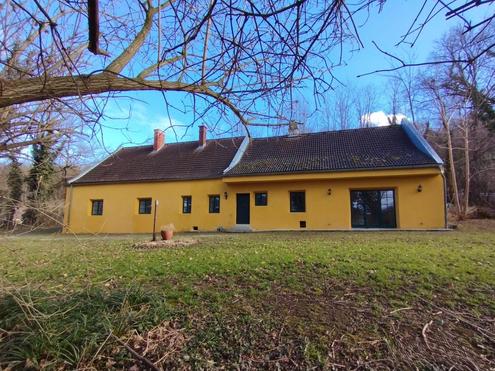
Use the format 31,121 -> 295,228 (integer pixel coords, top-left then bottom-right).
440,166 -> 449,229
64,184 -> 73,233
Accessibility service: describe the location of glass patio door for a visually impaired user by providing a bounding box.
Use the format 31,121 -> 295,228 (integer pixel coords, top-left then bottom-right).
350,190 -> 396,228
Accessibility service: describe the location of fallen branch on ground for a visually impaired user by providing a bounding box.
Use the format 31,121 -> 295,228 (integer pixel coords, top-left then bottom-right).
422,320 -> 433,349
110,333 -> 159,371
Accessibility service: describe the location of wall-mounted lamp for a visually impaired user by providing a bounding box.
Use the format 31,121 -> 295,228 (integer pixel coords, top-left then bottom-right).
327,188 -> 332,196
417,184 -> 423,193
224,192 -> 228,199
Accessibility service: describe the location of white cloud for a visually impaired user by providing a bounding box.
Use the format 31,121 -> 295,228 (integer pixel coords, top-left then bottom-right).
127,102 -> 182,132
361,111 -> 408,127
135,107 -> 194,143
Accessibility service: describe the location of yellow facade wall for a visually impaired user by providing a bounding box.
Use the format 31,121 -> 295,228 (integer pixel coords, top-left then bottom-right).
64,167 -> 446,233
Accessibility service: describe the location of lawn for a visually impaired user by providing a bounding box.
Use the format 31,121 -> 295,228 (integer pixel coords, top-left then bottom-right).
1,223 -> 494,369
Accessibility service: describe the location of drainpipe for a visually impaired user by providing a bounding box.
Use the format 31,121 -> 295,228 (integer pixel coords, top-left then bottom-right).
440,166 -> 448,229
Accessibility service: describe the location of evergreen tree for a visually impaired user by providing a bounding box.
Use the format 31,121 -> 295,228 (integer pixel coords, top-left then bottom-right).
6,157 -> 24,227
7,157 -> 23,202
23,141 -> 56,224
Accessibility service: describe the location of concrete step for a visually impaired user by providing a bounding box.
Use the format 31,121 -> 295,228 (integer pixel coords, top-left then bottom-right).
228,224 -> 253,233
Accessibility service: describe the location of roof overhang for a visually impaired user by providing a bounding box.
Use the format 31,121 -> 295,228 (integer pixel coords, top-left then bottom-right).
401,122 -> 444,165
68,149 -> 117,185
222,166 -> 442,183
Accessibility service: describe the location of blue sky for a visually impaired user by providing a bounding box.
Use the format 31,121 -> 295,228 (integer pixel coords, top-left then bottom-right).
94,1 -> 492,155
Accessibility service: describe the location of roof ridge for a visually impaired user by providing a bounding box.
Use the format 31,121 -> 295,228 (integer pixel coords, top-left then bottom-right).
118,136 -> 245,151
119,128 -> 397,151
249,125 -> 400,141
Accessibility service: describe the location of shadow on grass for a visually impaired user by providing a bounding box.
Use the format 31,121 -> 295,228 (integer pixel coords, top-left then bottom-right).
1,276 -> 494,370
0,286 -> 179,369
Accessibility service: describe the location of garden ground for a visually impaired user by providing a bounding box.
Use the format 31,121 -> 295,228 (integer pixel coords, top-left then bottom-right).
1,220 -> 494,369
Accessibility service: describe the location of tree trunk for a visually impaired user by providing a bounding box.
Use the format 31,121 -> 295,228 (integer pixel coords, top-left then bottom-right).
444,119 -> 462,218
463,122 -> 470,217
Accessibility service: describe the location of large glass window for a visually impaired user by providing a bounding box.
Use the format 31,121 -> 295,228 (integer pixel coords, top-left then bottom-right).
138,198 -> 152,214
350,190 -> 396,228
209,195 -> 220,213
91,200 -> 103,215
290,191 -> 306,212
182,196 -> 192,214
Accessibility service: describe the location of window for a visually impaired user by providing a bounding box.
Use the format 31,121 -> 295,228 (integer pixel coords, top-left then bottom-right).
91,199 -> 103,215
209,195 -> 220,213
300,220 -> 306,228
182,196 -> 192,214
290,191 -> 305,212
254,192 -> 268,206
350,190 -> 396,228
138,198 -> 152,214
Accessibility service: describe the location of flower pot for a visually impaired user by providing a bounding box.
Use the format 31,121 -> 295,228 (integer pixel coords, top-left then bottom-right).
161,230 -> 173,240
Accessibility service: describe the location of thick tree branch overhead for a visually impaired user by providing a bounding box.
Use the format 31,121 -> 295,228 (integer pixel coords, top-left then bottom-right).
1,0 -> 370,128
1,0 -> 494,140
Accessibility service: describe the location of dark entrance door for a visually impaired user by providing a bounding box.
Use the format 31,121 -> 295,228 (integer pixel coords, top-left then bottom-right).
236,193 -> 250,224
350,190 -> 397,228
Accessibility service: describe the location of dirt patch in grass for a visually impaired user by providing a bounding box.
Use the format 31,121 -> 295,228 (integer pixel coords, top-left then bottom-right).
133,238 -> 198,249
254,281 -> 495,369
184,274 -> 495,370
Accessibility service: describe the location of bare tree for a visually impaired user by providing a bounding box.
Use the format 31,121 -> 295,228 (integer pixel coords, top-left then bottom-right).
318,83 -> 379,130
442,25 -> 495,216
0,0 -> 97,158
388,60 -> 424,130
320,87 -> 355,130
386,78 -> 402,125
421,24 -> 495,218
2,0 -> 493,155
0,0 -> 376,143
422,77 -> 462,216
358,1 -> 495,76
354,85 -> 377,128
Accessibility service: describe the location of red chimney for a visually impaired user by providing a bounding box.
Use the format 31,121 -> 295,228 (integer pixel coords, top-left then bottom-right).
199,125 -> 207,147
153,129 -> 165,151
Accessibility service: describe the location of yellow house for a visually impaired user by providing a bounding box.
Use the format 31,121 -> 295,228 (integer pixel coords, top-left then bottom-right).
64,124 -> 446,233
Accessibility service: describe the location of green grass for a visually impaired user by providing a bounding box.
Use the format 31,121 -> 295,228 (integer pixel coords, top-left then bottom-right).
1,229 -> 494,369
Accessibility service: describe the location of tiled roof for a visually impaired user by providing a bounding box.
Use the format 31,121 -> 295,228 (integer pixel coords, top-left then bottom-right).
225,125 -> 438,176
71,125 -> 439,185
71,137 -> 244,184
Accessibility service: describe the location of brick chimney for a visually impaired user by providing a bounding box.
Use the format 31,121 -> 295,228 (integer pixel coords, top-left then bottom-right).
199,125 -> 207,147
153,129 -> 165,151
